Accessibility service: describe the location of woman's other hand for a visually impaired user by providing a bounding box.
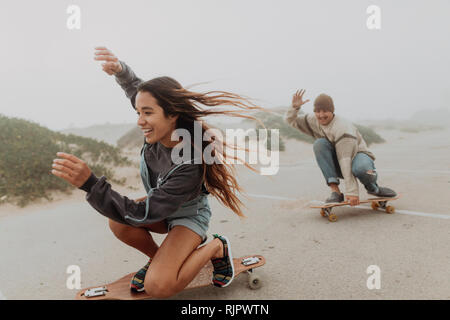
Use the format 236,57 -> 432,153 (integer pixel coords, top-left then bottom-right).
51,152 -> 92,188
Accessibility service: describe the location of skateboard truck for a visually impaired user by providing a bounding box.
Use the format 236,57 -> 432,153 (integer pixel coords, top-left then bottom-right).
241,257 -> 263,289
241,257 -> 260,266
83,286 -> 108,298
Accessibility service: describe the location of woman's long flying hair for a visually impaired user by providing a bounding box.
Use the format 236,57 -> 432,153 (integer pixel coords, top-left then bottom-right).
136,76 -> 268,218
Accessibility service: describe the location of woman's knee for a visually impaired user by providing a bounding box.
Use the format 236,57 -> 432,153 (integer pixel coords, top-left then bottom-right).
144,274 -> 177,298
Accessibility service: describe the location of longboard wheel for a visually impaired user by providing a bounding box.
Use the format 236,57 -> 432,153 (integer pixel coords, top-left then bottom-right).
320,209 -> 327,217
371,202 -> 379,210
385,206 -> 395,214
328,214 -> 338,222
248,273 -> 262,290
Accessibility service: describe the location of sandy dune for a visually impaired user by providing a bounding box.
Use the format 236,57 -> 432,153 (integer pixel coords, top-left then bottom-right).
0,128 -> 449,300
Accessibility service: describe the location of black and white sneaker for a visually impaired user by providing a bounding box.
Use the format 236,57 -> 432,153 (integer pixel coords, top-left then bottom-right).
325,192 -> 345,204
368,186 -> 397,198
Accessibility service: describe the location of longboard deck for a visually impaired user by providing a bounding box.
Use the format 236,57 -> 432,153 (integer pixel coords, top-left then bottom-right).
310,194 -> 401,209
310,194 -> 401,222
76,255 -> 265,300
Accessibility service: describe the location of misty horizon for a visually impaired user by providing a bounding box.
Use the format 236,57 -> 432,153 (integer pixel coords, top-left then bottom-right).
1,0 -> 449,131
11,105 -> 448,133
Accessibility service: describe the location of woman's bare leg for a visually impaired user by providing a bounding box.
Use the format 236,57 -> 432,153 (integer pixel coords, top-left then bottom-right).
108,219 -> 167,258
144,226 -> 224,298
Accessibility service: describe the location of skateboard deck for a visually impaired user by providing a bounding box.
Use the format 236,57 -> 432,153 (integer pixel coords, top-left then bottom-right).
310,194 -> 401,222
76,255 -> 265,300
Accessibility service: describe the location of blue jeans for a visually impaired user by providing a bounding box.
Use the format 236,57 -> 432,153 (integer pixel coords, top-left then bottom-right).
313,138 -> 379,193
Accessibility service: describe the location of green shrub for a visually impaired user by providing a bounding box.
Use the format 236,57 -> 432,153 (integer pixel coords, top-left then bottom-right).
247,111 -> 315,144
0,115 -> 131,207
354,124 -> 385,146
117,127 -> 143,149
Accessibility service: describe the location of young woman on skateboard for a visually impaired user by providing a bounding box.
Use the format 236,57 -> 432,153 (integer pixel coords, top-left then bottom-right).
285,89 -> 396,206
51,47 -> 262,298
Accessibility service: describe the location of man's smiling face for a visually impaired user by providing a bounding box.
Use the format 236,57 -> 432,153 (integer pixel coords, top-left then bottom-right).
314,109 -> 334,126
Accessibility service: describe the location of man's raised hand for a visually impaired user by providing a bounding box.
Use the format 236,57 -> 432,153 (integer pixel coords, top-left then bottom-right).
94,46 -> 123,75
292,89 -> 310,110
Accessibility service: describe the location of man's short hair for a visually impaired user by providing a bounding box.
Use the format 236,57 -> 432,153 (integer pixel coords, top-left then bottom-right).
314,94 -> 334,113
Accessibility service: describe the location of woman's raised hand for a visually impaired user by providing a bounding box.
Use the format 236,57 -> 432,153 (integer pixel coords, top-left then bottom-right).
292,89 -> 310,110
94,46 -> 123,75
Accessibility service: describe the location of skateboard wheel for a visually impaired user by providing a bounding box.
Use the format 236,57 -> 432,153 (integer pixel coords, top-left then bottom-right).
328,214 -> 337,222
248,273 -> 262,290
320,209 -> 327,217
371,202 -> 379,210
385,206 -> 395,214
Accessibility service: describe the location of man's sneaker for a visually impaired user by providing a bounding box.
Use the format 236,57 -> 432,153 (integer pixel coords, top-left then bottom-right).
368,186 -> 397,198
211,234 -> 235,288
325,192 -> 345,203
130,259 -> 151,293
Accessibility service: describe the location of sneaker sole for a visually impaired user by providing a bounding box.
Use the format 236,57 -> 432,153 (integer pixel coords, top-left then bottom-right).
367,192 -> 397,198
130,285 -> 145,293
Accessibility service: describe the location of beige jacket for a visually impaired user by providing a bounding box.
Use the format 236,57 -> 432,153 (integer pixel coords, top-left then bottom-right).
285,107 -> 375,196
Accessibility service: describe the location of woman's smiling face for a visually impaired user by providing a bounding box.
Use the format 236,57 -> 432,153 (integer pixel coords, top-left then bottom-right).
135,91 -> 178,147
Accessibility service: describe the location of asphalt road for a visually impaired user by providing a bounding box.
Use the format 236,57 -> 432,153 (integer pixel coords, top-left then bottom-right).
0,129 -> 449,299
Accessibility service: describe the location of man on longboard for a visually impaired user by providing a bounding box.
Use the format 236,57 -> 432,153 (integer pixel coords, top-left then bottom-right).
285,89 -> 396,206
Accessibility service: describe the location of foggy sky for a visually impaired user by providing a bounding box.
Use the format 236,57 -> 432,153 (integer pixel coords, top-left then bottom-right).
1,0 -> 449,130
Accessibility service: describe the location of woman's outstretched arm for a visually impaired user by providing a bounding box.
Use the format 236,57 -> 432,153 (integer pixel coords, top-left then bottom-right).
94,46 -> 143,107
51,152 -> 204,226
51,152 -> 147,225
